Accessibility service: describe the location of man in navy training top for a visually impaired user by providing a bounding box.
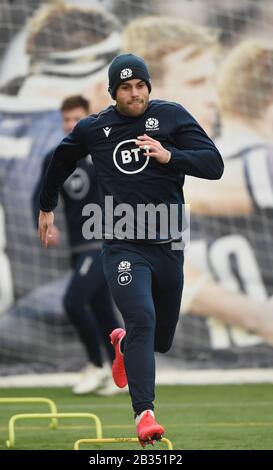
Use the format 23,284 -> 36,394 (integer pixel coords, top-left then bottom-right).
38,54 -> 224,446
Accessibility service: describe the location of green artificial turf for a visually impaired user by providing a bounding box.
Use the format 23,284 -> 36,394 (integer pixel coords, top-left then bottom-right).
0,384 -> 273,450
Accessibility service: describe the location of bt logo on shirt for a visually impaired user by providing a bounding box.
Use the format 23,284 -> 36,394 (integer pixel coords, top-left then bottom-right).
113,139 -> 150,174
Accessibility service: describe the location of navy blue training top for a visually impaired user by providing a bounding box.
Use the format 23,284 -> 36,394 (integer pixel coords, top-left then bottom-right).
40,100 -> 224,243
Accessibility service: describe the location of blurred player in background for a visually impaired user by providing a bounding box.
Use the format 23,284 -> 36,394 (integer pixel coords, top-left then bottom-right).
122,16 -> 219,136
182,40 -> 273,353
33,95 -> 121,395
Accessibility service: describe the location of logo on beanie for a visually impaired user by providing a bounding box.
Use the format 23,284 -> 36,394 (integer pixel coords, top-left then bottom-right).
145,117 -> 159,131
120,68 -> 133,80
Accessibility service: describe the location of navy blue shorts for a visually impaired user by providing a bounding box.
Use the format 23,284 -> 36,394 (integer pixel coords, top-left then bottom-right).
102,240 -> 184,414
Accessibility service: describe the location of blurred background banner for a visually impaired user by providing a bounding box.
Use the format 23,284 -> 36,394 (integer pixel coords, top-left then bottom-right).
0,0 -> 273,377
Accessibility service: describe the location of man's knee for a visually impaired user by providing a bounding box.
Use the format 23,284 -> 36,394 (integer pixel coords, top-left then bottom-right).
125,325 -> 155,348
154,342 -> 172,353
154,334 -> 174,353
118,299 -> 155,329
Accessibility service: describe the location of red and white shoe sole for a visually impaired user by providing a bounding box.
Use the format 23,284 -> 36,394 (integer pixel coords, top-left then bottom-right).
138,432 -> 164,448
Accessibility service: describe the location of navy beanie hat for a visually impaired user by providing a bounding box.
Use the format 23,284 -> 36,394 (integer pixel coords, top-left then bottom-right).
108,53 -> 152,99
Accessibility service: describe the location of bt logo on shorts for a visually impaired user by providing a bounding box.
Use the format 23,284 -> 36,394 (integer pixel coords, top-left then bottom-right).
113,139 -> 149,174
118,272 -> 132,286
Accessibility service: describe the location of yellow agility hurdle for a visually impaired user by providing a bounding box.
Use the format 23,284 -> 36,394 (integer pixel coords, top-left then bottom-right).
0,397 -> 58,429
74,437 -> 173,450
6,412 -> 102,448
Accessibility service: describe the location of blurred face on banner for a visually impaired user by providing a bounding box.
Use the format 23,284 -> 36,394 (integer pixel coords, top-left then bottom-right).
0,5 -> 121,112
154,47 -> 217,135
62,107 -> 89,134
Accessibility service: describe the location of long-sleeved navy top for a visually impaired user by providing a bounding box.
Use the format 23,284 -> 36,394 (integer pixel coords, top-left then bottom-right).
40,100 -> 224,243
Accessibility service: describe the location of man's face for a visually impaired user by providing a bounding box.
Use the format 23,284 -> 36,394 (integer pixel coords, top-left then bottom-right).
62,106 -> 88,133
155,47 -> 217,135
115,79 -> 149,117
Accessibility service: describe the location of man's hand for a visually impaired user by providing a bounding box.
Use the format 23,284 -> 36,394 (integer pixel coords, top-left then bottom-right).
46,224 -> 60,247
38,210 -> 55,248
136,134 -> 171,164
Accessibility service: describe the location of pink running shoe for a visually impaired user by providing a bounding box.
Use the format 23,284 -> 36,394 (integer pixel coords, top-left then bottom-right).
137,411 -> 165,447
109,328 -> 127,388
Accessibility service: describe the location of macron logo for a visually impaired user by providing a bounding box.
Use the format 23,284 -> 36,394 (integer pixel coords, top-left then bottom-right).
103,127 -> 112,137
